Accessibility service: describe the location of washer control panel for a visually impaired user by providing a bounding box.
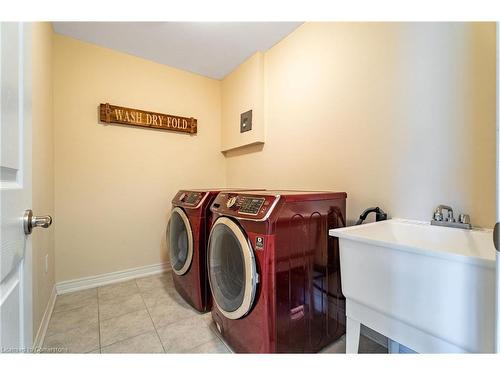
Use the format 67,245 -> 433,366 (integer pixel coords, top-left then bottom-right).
211,193 -> 278,220
238,197 -> 265,215
172,190 -> 207,208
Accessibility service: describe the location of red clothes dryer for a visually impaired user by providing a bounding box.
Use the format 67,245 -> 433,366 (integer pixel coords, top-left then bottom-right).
169,189 -> 261,313
207,190 -> 347,353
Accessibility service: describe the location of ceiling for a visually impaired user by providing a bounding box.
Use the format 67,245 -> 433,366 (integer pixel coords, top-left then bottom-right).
52,22 -> 302,80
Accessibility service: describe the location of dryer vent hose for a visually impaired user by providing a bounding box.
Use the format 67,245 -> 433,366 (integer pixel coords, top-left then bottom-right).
356,207 -> 388,225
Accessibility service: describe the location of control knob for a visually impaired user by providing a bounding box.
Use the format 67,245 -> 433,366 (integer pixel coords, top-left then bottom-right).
226,196 -> 238,209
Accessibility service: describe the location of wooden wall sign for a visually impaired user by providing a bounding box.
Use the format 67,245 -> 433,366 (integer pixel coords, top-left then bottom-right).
99,103 -> 197,134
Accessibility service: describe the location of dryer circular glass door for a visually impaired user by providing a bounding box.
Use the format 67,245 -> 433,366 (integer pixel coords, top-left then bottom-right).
169,207 -> 193,276
208,217 -> 258,320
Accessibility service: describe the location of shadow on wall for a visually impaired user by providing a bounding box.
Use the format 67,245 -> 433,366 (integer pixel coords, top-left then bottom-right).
465,24 -> 496,227
222,143 -> 265,158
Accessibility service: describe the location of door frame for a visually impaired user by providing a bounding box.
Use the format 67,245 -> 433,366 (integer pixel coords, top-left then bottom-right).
495,21 -> 500,354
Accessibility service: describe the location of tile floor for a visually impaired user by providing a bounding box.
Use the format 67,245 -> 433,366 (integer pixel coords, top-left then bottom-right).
42,272 -> 386,354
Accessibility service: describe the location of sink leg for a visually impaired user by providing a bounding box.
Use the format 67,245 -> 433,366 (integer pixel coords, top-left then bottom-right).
346,316 -> 360,353
388,339 -> 400,354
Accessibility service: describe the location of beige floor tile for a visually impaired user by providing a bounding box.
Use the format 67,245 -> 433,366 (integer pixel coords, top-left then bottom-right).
43,322 -> 99,353
53,288 -> 97,313
135,273 -> 173,292
101,331 -> 164,353
189,338 -> 231,354
98,280 -> 139,302
201,312 -> 213,325
140,285 -> 185,309
157,315 -> 218,353
99,308 -> 155,347
148,299 -> 199,329
98,293 -> 146,320
46,304 -> 98,337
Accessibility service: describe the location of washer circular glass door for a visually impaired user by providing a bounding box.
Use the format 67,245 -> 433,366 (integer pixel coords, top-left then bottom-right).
208,217 -> 258,320
169,207 -> 193,276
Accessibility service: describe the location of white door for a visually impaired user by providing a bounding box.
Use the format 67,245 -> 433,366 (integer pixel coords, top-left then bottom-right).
496,22 -> 500,353
0,22 -> 33,353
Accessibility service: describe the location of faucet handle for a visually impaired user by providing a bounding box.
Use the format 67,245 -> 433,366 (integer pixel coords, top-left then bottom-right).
433,209 -> 443,221
458,214 -> 470,224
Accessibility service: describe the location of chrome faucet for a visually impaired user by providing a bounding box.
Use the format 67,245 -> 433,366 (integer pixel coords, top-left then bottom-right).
433,205 -> 454,222
431,205 -> 471,229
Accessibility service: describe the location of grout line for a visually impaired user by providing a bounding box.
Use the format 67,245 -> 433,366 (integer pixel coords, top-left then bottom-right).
42,272 -> 384,355
98,308 -> 154,348
84,346 -> 101,354
187,337 -> 230,354
97,293 -> 147,322
51,300 -> 97,316
100,329 -> 159,353
47,273 -> 193,354
44,304 -> 99,340
136,278 -> 167,353
43,319 -> 99,341
51,289 -> 98,315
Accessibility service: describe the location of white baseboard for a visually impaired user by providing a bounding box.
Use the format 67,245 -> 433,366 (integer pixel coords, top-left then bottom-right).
56,262 -> 171,295
33,285 -> 57,350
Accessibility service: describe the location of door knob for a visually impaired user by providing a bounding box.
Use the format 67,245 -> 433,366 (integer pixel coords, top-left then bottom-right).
23,209 -> 52,235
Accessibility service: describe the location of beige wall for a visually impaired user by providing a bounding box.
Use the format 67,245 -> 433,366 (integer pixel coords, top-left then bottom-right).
225,22 -> 496,228
31,23 -> 55,337
49,22 -> 496,285
53,35 -> 225,282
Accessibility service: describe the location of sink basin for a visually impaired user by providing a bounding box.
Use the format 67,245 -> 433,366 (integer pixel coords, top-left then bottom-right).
329,219 -> 496,353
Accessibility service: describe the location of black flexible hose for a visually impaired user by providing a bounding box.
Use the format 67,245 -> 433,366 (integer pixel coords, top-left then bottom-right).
356,207 -> 388,225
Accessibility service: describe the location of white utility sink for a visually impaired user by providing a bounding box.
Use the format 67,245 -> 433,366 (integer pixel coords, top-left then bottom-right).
329,219 -> 496,353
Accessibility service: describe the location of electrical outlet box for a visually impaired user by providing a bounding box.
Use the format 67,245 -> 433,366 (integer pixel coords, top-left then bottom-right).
240,110 -> 252,133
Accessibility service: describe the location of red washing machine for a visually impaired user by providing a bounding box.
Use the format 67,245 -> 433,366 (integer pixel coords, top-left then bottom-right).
207,191 -> 347,353
169,189 -> 261,312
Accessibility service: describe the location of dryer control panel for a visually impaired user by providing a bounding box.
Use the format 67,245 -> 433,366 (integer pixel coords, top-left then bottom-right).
238,197 -> 265,215
172,190 -> 207,208
211,193 -> 279,221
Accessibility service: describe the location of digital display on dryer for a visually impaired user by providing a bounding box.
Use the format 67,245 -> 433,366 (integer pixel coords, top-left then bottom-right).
238,197 -> 265,215
184,192 -> 203,205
